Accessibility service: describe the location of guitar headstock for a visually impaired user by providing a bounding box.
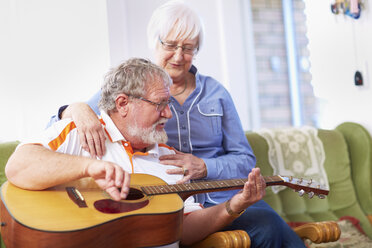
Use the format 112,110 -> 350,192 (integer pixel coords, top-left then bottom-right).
278,176 -> 329,199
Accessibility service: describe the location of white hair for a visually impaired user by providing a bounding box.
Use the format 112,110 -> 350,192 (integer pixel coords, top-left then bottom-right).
147,0 -> 204,51
99,58 -> 172,113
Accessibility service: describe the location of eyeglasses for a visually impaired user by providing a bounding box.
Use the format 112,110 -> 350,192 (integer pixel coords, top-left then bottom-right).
159,37 -> 198,55
129,95 -> 172,112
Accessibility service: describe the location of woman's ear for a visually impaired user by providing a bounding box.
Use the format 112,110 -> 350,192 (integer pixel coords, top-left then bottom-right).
115,94 -> 130,116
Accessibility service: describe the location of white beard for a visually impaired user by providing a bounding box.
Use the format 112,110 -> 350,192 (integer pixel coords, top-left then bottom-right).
127,118 -> 168,145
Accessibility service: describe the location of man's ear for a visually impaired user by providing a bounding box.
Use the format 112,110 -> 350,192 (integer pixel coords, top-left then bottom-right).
115,94 -> 130,116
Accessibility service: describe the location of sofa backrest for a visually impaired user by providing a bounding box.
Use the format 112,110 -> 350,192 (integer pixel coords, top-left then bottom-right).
336,122 -> 372,217
0,141 -> 19,248
246,128 -> 372,238
0,141 -> 19,186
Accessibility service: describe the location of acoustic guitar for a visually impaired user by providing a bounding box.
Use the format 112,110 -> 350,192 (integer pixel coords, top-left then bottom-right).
0,173 -> 328,248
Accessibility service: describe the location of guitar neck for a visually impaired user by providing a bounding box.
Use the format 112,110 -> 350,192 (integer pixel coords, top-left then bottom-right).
141,175 -> 284,197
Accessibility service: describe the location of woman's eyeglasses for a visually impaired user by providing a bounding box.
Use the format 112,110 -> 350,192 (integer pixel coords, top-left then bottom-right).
159,37 -> 198,55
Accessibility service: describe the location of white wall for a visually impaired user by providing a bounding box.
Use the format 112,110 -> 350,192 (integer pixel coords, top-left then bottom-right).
0,0 -> 256,142
305,0 -> 372,131
4,0 -> 372,142
0,0 -> 111,142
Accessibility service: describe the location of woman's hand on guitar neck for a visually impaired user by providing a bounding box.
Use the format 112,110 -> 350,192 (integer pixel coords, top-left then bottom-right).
85,160 -> 131,201
229,168 -> 266,214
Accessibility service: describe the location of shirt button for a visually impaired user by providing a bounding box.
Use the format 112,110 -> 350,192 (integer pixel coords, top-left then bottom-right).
180,111 -> 184,114
182,125 -> 186,129
124,143 -> 128,146
183,142 -> 187,147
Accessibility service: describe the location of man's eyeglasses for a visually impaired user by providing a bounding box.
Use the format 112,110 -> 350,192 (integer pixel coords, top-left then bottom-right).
129,95 -> 172,112
159,37 -> 198,55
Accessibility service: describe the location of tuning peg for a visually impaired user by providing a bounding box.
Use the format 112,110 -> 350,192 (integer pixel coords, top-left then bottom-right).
307,179 -> 313,186
318,194 -> 326,199
297,178 -> 303,184
298,189 -> 305,197
307,192 -> 314,199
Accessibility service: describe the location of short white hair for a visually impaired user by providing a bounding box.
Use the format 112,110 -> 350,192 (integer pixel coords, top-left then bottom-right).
147,0 -> 204,51
99,58 -> 172,112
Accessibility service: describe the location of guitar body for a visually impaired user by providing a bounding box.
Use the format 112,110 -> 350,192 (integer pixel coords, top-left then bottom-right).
0,172 -> 328,248
0,174 -> 184,248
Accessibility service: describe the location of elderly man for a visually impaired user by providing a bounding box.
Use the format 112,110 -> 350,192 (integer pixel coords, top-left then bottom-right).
5,58 -> 265,247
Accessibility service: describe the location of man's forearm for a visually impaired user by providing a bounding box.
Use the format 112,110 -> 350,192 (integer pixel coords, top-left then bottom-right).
5,144 -> 91,190
181,203 -> 235,245
181,168 -> 265,245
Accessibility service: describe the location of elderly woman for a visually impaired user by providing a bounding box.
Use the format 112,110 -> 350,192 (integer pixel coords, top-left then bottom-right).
49,1 -> 305,247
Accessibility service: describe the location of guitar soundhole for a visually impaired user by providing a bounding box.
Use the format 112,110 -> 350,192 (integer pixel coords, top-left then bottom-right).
127,188 -> 145,200
94,188 -> 148,214
94,198 -> 149,214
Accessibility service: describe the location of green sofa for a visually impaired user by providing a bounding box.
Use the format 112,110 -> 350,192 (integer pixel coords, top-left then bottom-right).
246,122 -> 372,239
0,141 -> 19,248
336,122 -> 372,226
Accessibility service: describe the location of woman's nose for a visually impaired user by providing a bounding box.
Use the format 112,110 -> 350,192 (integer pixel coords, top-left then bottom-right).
173,48 -> 184,61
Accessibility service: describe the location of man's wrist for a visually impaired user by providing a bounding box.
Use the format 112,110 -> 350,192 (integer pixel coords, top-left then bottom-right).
225,199 -> 245,218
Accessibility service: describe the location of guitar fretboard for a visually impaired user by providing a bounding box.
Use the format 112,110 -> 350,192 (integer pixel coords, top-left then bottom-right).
141,175 -> 284,196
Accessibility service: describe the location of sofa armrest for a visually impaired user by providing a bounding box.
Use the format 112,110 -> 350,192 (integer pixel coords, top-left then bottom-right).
184,230 -> 251,248
185,221 -> 341,247
293,221 -> 341,244
336,122 -> 372,217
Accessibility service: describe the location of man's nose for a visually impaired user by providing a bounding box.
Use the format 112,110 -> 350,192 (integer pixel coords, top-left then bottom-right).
161,104 -> 172,119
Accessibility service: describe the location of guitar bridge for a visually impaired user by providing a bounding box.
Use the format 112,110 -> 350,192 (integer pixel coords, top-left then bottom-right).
66,187 -> 87,208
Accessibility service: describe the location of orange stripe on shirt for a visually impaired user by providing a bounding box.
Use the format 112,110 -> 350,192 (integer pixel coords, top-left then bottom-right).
158,143 -> 176,152
121,141 -> 149,173
99,117 -> 113,142
48,122 -> 76,151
